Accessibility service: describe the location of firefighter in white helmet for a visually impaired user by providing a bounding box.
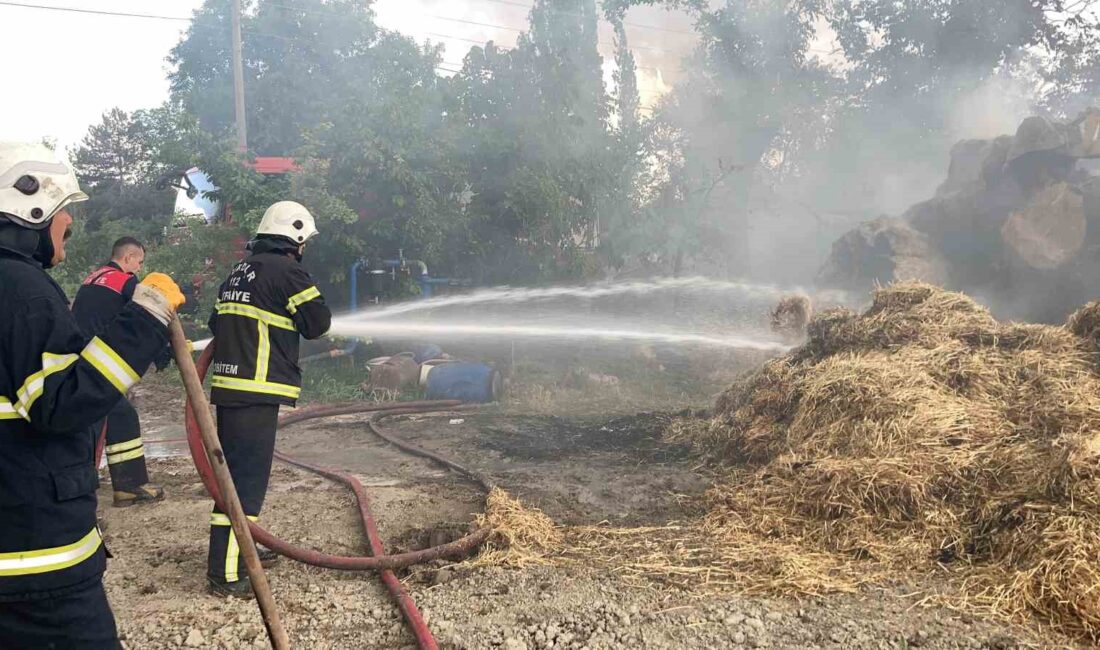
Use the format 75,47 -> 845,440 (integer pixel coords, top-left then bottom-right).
0,142 -> 185,648
205,200 -> 331,597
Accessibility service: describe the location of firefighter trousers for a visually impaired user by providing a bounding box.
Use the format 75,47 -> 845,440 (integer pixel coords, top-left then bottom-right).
0,581 -> 120,649
98,396 -> 149,492
206,404 -> 280,584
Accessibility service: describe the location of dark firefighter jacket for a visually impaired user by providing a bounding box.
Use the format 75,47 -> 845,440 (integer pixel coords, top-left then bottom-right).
208,239 -> 331,407
71,261 -> 136,335
72,261 -> 171,370
0,249 -> 168,601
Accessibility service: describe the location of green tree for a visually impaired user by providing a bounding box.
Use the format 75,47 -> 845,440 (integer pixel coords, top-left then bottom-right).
596,6 -> 646,269
442,0 -> 617,283
170,0 -> 629,287
169,0 -> 431,156
70,108 -> 177,228
60,103 -> 250,299
169,0 -> 456,291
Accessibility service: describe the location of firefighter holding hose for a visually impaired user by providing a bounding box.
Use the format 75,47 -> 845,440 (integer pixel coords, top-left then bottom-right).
0,142 -> 185,647
205,200 -> 331,597
72,236 -> 170,507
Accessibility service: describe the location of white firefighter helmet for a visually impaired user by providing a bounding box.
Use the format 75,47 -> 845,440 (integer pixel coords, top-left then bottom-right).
256,200 -> 318,244
0,142 -> 88,229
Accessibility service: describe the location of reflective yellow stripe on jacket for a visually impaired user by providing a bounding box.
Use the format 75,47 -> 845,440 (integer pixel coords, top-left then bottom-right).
0,398 -> 19,420
210,376 -> 301,400
255,320 -> 271,382
286,286 -> 321,315
215,302 -> 295,331
80,337 -> 139,395
213,300 -> 303,399
0,528 -> 102,577
1,338 -> 136,424
14,352 -> 79,419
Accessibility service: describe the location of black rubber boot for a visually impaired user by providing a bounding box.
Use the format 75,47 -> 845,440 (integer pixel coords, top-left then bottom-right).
207,576 -> 254,600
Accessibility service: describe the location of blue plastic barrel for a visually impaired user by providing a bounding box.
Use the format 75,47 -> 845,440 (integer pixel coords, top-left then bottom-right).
411,343 -> 444,364
425,362 -> 502,403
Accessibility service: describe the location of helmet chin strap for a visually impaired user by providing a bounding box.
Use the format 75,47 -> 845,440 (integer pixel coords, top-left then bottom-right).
0,221 -> 54,268
34,228 -> 55,269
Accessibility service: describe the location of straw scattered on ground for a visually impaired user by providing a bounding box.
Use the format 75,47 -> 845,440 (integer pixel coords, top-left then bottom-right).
472,487 -> 563,567
473,489 -> 874,597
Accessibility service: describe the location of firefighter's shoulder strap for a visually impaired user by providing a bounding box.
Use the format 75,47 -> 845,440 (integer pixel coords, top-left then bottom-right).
82,265 -> 136,298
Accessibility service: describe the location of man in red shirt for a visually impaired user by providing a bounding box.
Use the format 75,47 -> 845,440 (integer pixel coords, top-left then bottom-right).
72,237 -> 169,506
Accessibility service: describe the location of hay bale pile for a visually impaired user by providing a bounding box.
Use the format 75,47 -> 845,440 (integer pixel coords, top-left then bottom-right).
677,282 -> 1100,639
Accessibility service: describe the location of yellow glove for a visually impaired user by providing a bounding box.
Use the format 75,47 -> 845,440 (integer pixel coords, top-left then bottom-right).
142,273 -> 186,310
133,273 -> 186,326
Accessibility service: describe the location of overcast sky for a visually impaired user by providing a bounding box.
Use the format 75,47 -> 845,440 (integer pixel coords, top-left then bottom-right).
0,0 -> 696,154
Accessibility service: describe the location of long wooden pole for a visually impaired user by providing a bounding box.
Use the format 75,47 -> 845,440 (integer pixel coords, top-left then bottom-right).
169,318 -> 290,649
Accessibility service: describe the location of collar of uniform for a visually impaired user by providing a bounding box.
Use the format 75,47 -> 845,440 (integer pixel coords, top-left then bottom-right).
249,237 -> 298,257
0,225 -> 43,267
102,260 -> 134,277
0,245 -> 69,302
0,246 -> 35,266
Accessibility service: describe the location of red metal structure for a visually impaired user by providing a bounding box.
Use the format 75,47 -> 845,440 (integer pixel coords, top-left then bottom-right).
246,157 -> 299,175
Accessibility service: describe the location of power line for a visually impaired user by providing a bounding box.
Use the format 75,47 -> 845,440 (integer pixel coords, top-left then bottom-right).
1,0 -> 827,60
257,0 -> 522,33
417,13 -> 694,56
1,0 -> 703,68
430,34 -> 669,72
454,1 -> 837,57
429,32 -> 505,46
0,0 -> 189,21
258,0 -> 695,54
423,12 -> 523,33
471,0 -> 700,37
217,24 -> 463,75
0,1 -> 696,57
0,0 -> 516,38
260,0 -> 531,35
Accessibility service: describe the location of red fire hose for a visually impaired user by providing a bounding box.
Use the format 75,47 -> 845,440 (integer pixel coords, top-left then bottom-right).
180,344 -> 495,649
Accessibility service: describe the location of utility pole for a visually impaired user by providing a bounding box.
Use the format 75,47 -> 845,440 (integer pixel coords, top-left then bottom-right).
231,0 -> 247,152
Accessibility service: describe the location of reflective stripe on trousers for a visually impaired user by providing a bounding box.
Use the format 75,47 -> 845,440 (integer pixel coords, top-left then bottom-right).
0,528 -> 102,577
210,513 -> 258,582
105,437 -> 144,465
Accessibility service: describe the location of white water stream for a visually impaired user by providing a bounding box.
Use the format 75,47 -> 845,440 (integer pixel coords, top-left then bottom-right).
191,276 -> 833,352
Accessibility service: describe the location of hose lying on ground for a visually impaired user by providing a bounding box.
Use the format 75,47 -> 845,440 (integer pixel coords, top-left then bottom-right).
182,344 -> 495,649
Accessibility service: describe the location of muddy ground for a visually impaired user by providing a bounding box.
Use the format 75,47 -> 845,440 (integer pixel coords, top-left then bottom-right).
100,381 -> 1082,649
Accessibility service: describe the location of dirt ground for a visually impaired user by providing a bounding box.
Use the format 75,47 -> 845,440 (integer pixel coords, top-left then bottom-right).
100,381 -> 1083,649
